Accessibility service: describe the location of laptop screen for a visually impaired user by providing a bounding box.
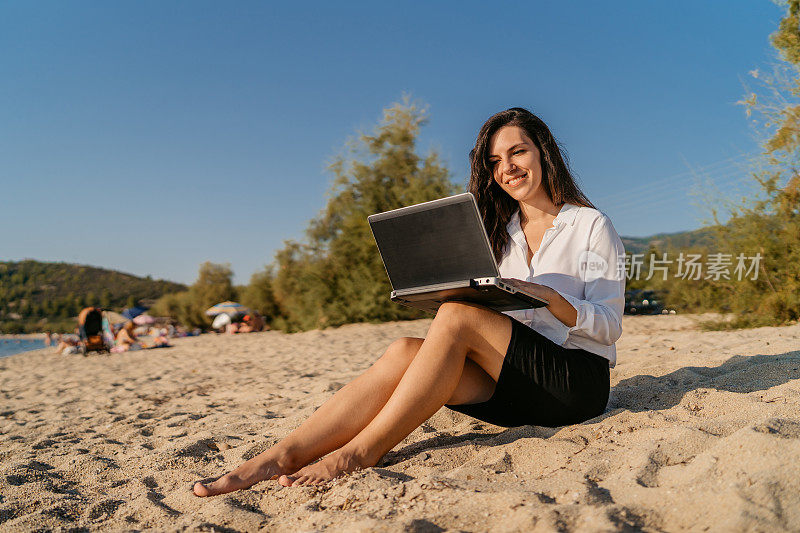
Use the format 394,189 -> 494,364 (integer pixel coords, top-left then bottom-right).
368,193 -> 500,291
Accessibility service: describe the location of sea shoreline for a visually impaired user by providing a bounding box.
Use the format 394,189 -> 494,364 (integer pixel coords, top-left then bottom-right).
0,333 -> 48,340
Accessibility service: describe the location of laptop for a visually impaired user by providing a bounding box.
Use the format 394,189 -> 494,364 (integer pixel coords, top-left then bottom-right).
368,192 -> 549,313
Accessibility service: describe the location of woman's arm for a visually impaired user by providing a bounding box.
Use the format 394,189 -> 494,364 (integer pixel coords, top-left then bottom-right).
117,330 -> 135,344
503,215 -> 625,345
503,279 -> 577,327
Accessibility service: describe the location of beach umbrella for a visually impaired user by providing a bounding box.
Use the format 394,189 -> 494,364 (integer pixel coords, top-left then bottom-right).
122,306 -> 147,320
133,313 -> 155,325
211,313 -> 232,329
205,301 -> 250,317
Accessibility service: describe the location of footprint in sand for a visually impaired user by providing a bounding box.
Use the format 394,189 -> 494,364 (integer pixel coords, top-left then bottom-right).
483,451 -> 514,474
32,439 -> 57,449
635,449 -> 667,488
87,499 -> 125,522
175,438 -> 217,458
752,418 -> 800,439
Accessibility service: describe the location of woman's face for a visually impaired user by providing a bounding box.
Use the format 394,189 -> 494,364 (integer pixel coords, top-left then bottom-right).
488,125 -> 543,203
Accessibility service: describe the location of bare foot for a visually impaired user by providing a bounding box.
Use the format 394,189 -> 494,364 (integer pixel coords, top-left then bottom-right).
278,448 -> 371,487
193,451 -> 296,497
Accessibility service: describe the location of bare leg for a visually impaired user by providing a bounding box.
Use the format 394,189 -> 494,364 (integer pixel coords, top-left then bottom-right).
279,302 -> 512,486
193,333 -> 497,496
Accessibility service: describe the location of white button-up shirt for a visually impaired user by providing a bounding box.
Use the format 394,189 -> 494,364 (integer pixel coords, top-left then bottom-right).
499,203 -> 626,366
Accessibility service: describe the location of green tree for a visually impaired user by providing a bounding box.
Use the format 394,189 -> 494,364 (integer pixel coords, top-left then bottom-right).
58,300 -> 70,319
149,290 -> 198,328
190,262 -> 236,312
100,288 -> 111,309
238,267 -> 280,325
680,0 -> 800,328
269,97 -> 458,330
150,262 -> 237,329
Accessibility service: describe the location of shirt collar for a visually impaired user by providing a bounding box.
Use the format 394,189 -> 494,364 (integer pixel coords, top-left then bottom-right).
507,211 -> 527,250
506,202 -> 581,239
557,203 -> 580,226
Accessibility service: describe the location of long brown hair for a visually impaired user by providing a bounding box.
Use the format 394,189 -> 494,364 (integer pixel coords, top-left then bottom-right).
468,108 -> 595,263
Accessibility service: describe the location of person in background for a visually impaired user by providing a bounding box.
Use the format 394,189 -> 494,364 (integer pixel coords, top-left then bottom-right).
113,321 -> 141,352
101,314 -> 116,348
237,316 -> 253,333
55,334 -> 79,355
148,326 -> 171,348
238,314 -> 266,333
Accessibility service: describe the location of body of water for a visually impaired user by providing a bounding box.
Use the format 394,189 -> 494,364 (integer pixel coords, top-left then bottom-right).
0,338 -> 47,359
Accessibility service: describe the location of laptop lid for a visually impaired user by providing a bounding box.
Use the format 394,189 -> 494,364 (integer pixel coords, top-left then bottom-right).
368,193 -> 500,291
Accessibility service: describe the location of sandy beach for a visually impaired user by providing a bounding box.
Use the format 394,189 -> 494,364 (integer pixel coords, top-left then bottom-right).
1,314 -> 799,531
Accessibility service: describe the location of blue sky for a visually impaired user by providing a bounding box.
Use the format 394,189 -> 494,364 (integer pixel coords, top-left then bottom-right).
0,1 -> 784,284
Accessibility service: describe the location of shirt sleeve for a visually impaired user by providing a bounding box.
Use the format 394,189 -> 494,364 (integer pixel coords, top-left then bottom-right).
556,216 -> 626,346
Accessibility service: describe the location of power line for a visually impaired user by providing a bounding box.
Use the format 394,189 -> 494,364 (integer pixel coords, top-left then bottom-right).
601,168 -> 753,209
601,174 -> 755,214
603,175 -> 753,213
597,168 -> 755,212
592,158 -> 756,207
589,153 -> 757,205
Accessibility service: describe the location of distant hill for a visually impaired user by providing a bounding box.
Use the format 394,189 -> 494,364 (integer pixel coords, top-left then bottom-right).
0,260 -> 187,333
620,226 -> 718,255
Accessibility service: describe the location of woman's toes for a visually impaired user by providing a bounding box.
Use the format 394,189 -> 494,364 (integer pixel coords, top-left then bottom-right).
192,474 -> 240,497
295,475 -> 313,486
193,481 -> 211,497
279,473 -> 312,487
193,479 -> 227,497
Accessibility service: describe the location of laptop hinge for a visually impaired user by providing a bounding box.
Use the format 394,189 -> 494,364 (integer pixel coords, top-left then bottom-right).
392,279 -> 473,298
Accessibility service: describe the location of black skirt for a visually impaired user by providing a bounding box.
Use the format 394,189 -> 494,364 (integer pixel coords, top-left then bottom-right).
445,317 -> 610,428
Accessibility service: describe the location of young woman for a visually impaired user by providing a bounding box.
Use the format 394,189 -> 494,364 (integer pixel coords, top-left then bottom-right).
193,107 -> 625,495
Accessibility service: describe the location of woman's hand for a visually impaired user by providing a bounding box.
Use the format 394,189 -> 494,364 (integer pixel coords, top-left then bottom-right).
501,278 -> 578,328
501,278 -> 555,300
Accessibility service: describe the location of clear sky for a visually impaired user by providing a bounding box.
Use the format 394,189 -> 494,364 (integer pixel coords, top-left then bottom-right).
0,1 -> 784,284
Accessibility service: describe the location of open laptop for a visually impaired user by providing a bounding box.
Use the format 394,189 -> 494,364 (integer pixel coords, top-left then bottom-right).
368,192 -> 549,314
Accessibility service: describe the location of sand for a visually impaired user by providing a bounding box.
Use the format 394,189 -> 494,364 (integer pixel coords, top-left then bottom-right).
1,314 -> 799,532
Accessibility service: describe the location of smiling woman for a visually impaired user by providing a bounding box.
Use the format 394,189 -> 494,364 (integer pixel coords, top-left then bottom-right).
489,129 -> 543,193
192,107 -> 626,494
469,107 -> 596,265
